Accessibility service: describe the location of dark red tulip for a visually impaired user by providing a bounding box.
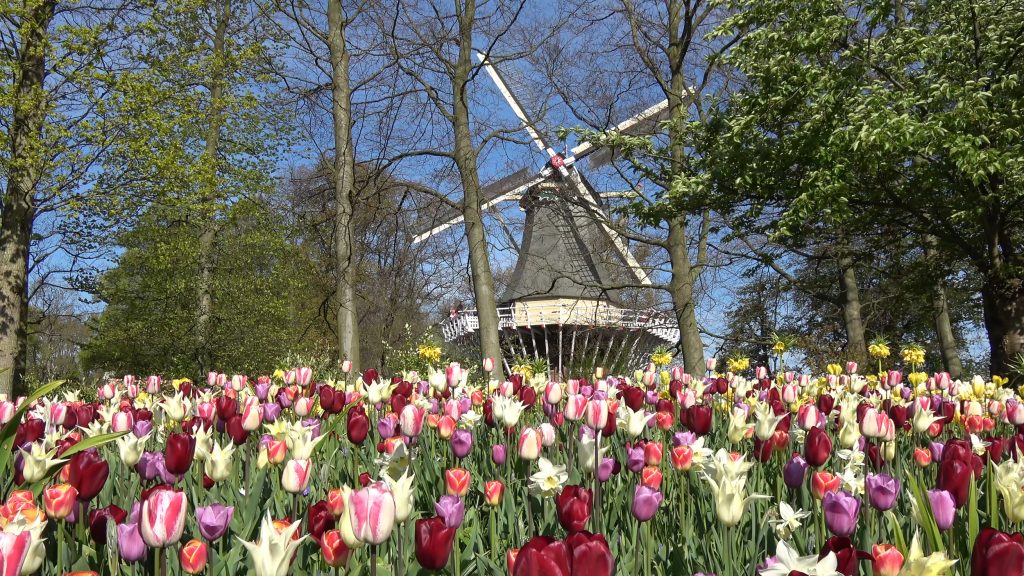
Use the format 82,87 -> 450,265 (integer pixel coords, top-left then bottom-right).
669,379 -> 683,399
655,399 -> 674,413
684,404 -> 713,436
75,404 -> 96,427
358,472 -> 371,487
135,408 -> 153,421
817,394 -> 835,416
14,418 -> 45,448
509,374 -> 523,394
972,528 -> 1024,576
68,449 -> 109,500
864,442 -> 883,471
565,531 -> 614,576
225,415 -> 249,445
361,368 -> 379,386
307,500 -> 335,544
889,405 -> 909,430
215,397 -> 238,421
389,393 -> 407,416
319,386 -> 344,415
347,406 -> 369,445
937,438 -> 984,508
519,386 -> 537,407
819,536 -> 868,576
394,381 -> 413,397
939,401 -> 956,424
415,516 -> 456,570
621,387 -> 644,411
89,504 -> 127,544
555,485 -> 592,532
514,536 -> 571,576
140,482 -> 174,501
601,410 -> 617,437
986,435 -> 1008,464
753,438 -> 774,462
804,426 -> 832,467
203,474 -> 215,490
164,432 -> 196,475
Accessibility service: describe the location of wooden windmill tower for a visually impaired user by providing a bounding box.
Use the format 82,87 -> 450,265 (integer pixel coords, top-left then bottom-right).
414,52 -> 678,378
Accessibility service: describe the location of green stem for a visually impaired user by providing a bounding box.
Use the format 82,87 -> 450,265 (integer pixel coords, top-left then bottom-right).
632,519 -> 641,575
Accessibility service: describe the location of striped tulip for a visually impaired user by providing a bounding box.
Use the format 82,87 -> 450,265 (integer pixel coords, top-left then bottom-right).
484,481 -> 504,506
140,487 -> 187,548
348,482 -> 395,545
282,459 -> 312,494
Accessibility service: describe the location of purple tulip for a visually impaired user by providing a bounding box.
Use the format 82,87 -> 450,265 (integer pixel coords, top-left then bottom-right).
451,430 -> 473,459
417,381 -> 429,395
276,389 -> 292,408
929,441 -> 945,463
196,504 -> 235,541
865,473 -> 900,511
135,452 -> 162,481
262,403 -> 281,423
928,489 -> 956,531
117,522 -> 147,562
673,431 -> 696,447
458,397 -> 471,414
632,485 -> 663,522
434,495 -> 465,528
491,444 -> 506,465
302,418 -> 321,438
645,391 -> 659,405
823,491 -> 860,536
132,420 -> 153,438
377,417 -> 397,439
581,385 -> 593,397
254,382 -> 271,401
626,446 -> 645,473
597,457 -> 615,482
783,454 -> 808,488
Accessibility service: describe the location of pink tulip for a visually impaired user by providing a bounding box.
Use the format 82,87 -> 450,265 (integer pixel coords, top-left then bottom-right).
705,358 -> 717,372
282,459 -> 312,494
585,398 -> 608,430
341,360 -> 353,373
240,397 -> 262,431
400,404 -> 426,437
146,375 -> 162,394
566,379 -> 581,395
846,361 -> 858,374
296,367 -> 313,387
140,487 -> 187,548
1007,400 -> 1024,425
0,401 -> 15,425
349,482 -> 396,545
123,374 -> 136,388
483,357 -> 495,372
231,374 -> 247,391
207,371 -> 220,387
111,411 -> 134,433
0,530 -> 31,576
754,366 -> 768,379
197,401 -> 215,421
518,427 -> 543,460
544,382 -> 563,405
446,362 -> 462,388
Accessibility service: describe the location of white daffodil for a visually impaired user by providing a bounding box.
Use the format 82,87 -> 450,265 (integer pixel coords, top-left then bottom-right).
376,441 -> 412,480
687,436 -> 714,472
238,512 -> 309,576
529,457 -> 568,497
459,410 -> 482,429
970,434 -> 991,456
770,501 -> 811,539
759,540 -> 842,576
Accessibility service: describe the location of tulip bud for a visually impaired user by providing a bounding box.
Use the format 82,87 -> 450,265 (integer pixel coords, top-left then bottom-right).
811,471 -> 841,500
445,468 -> 470,497
180,539 -> 208,574
518,427 -> 543,460
43,484 -> 78,519
871,543 -> 904,576
282,459 -> 312,494
484,480 -> 504,506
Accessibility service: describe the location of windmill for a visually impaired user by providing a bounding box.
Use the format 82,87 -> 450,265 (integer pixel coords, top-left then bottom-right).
414,52 -> 679,378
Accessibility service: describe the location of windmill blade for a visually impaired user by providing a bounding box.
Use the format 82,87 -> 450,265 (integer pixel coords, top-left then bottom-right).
475,51 -> 556,156
564,168 -> 652,285
412,169 -> 547,244
570,99 -> 670,168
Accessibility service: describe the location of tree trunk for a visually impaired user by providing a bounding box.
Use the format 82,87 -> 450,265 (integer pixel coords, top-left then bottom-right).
666,213 -> 704,374
664,0 -> 705,376
932,281 -> 962,378
924,240 -> 962,378
982,276 -> 1024,381
0,0 -> 55,398
837,253 -> 868,365
195,0 -> 231,376
327,0 -> 360,372
450,0 -> 504,381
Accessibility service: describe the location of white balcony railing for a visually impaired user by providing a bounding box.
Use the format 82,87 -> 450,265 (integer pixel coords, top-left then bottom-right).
441,301 -> 679,344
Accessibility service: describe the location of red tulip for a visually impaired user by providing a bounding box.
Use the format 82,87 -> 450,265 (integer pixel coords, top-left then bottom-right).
414,516 -> 457,570
484,480 -> 505,506
937,438 -> 983,508
514,536 -> 571,576
811,471 -> 841,500
88,504 -> 127,544
225,415 -> 250,445
180,539 -> 208,574
307,500 -> 336,544
972,528 -> 1024,576
68,449 -> 109,501
555,485 -> 592,533
320,530 -> 352,568
804,426 -> 832,467
445,468 -> 470,497
819,536 -> 869,576
684,404 -> 712,436
871,544 -> 904,576
164,432 -> 196,475
347,406 -> 369,445
565,531 -> 615,576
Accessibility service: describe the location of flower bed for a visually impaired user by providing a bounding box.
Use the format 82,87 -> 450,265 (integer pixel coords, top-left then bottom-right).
0,361 -> 1021,575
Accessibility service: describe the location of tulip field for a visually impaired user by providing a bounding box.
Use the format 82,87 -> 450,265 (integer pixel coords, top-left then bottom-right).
3,357 -> 1024,576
